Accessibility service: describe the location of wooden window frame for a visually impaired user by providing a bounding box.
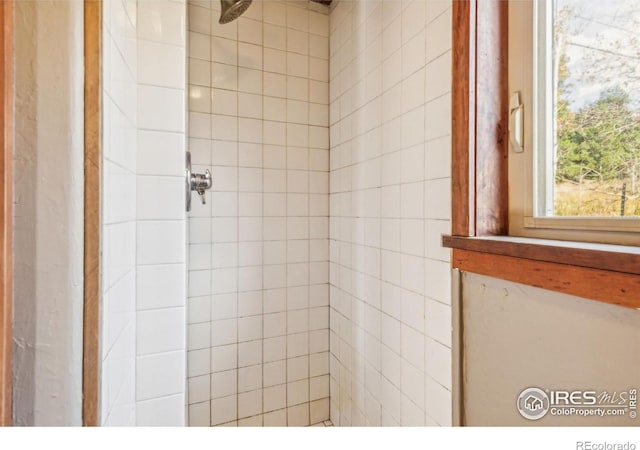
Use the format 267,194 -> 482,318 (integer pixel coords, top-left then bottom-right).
83,0 -> 101,427
444,0 -> 640,310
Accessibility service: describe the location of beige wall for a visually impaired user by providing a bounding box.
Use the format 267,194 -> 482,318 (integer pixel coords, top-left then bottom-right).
13,0 -> 85,426
462,272 -> 640,426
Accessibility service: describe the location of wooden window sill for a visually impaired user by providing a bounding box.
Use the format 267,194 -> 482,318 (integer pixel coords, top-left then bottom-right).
442,235 -> 640,310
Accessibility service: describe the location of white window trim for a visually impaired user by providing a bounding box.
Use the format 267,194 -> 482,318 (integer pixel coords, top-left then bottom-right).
508,0 -> 640,246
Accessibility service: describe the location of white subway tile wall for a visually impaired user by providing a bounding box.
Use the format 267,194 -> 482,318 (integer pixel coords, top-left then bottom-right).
136,0 -> 188,426
186,0 -> 331,426
328,0 -> 453,426
101,0 -> 452,427
101,0 -> 138,426
102,0 -> 188,426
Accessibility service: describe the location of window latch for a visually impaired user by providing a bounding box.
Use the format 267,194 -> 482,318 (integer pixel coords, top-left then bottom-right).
509,92 -> 524,153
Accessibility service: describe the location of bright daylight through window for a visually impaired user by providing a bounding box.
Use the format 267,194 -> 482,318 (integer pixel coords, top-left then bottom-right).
537,0 -> 640,218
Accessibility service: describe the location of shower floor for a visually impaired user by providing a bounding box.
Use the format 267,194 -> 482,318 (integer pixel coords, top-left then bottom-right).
310,420 -> 333,427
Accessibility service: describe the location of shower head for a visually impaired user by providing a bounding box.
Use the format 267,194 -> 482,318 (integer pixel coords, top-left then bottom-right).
219,0 -> 253,24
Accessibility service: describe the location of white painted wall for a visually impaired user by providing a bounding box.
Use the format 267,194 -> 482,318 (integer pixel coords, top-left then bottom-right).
13,0 -> 85,426
328,0 -> 453,426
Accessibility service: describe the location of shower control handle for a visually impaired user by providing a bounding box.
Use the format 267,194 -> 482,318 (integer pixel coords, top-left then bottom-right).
186,151 -> 212,212
191,170 -> 212,205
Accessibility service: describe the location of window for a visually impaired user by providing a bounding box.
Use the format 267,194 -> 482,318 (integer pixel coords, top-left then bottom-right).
509,0 -> 640,244
444,0 -> 640,310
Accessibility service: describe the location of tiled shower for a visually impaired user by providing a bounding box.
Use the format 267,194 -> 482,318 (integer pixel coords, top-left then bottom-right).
185,0 -> 331,426
328,0 -> 452,426
101,0 -> 453,427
